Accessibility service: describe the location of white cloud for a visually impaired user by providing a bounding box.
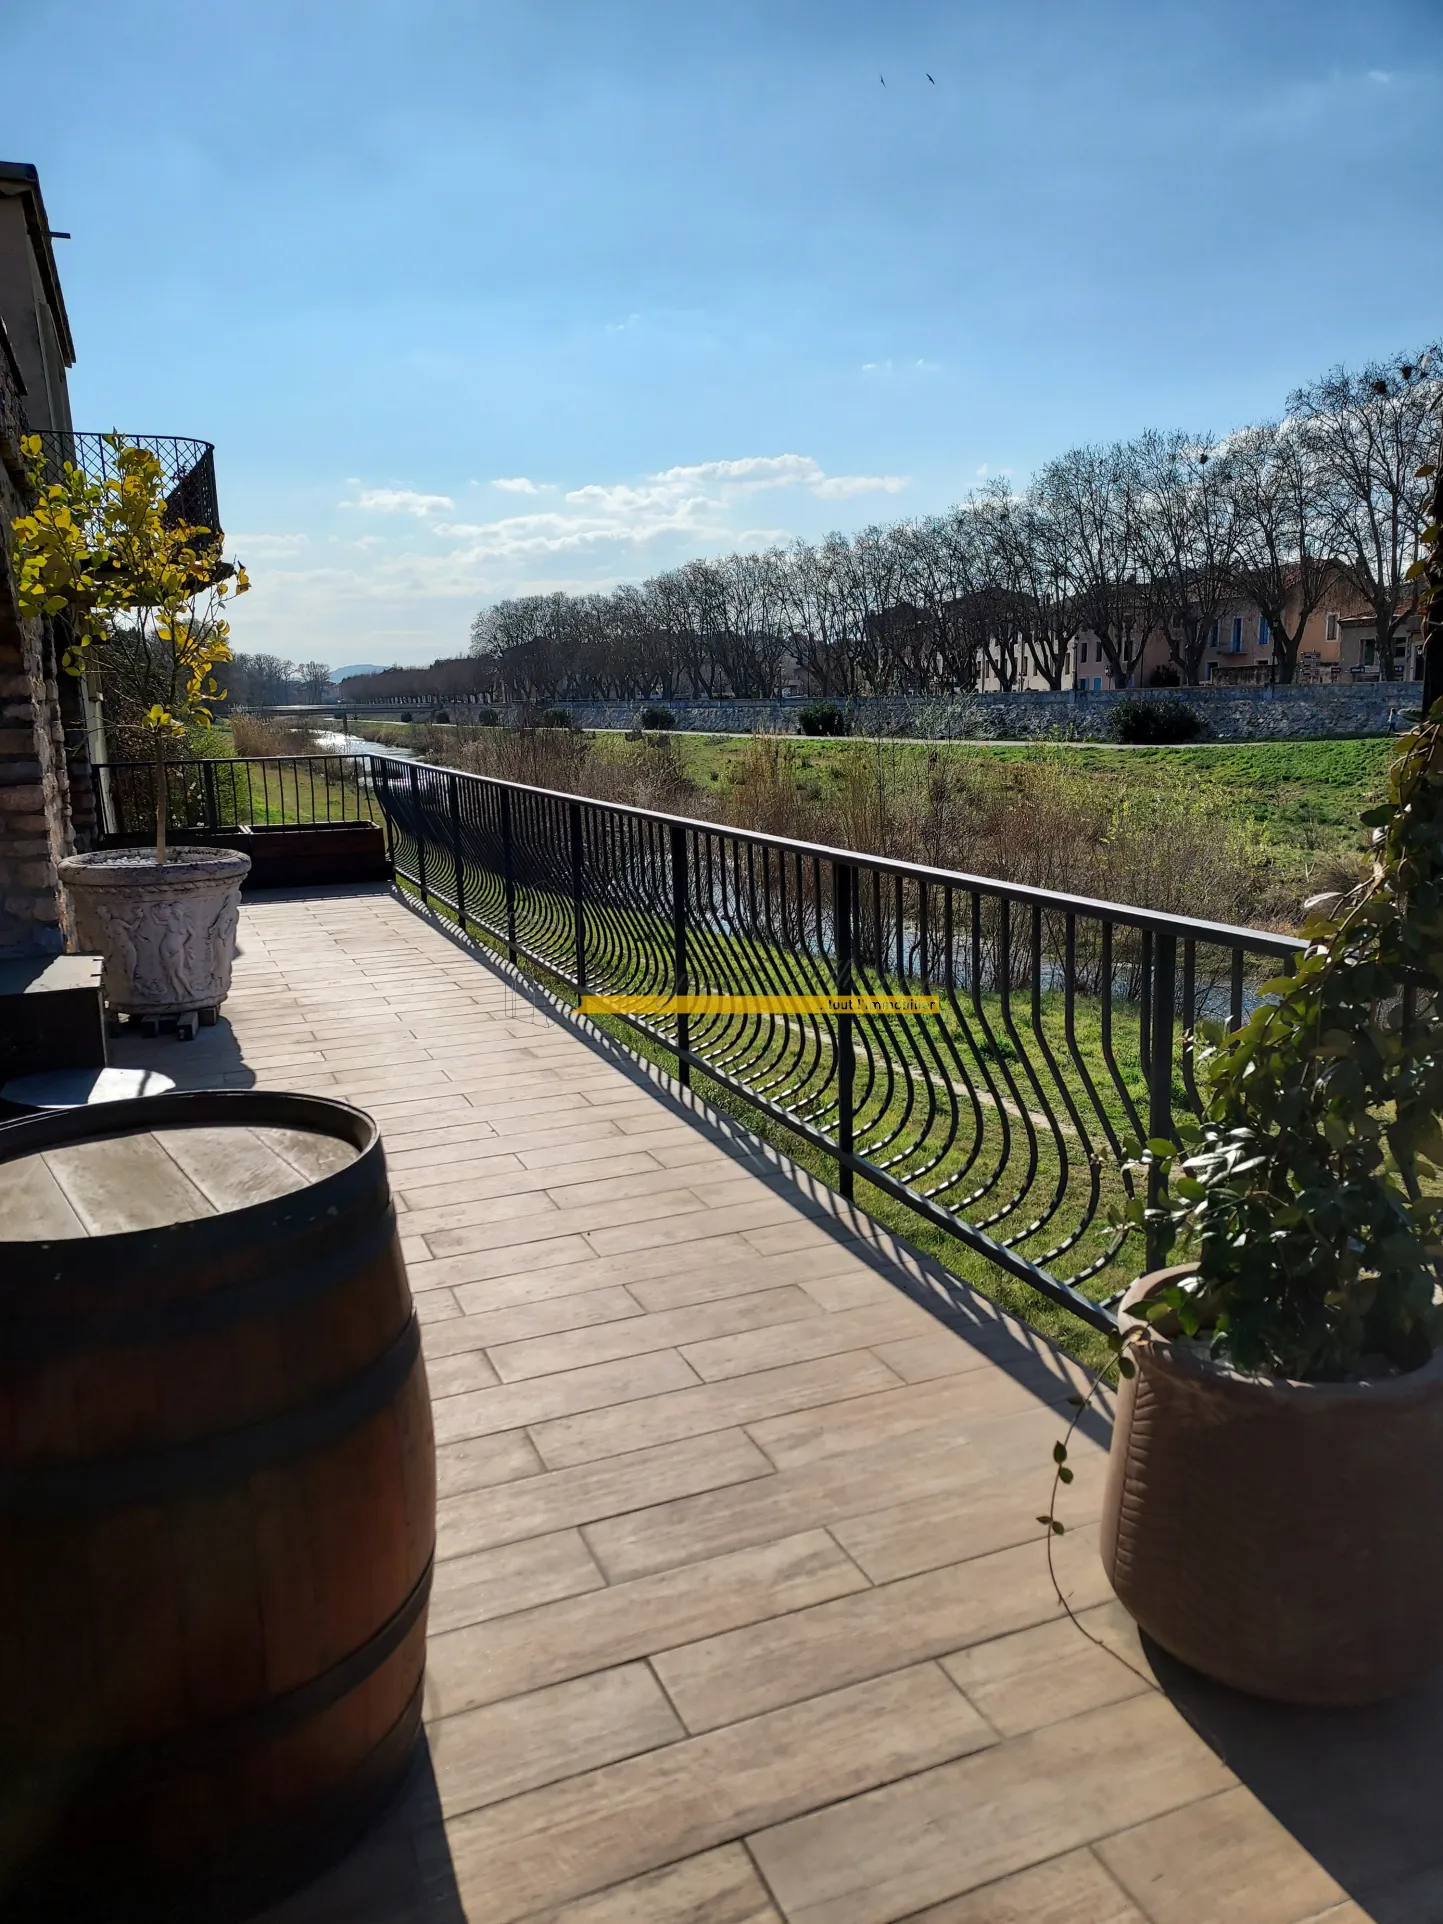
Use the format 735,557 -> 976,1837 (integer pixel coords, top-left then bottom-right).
341,487 -> 455,516
811,473 -> 906,499
861,357 -> 939,379
237,451 -> 910,651
228,531 -> 309,557
410,455 -> 910,574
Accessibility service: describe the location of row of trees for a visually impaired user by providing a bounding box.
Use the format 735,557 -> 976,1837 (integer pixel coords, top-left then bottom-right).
222,654 -> 334,707
468,349 -> 1442,696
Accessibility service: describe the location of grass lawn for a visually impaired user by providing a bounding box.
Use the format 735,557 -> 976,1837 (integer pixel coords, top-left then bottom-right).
671,733 -> 1393,882
348,720 -> 1391,886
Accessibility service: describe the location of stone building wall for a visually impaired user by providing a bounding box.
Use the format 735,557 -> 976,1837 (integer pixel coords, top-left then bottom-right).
383,684 -> 1422,742
0,352 -> 74,956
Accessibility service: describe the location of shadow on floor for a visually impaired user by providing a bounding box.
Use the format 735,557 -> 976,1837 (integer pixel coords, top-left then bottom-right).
107,1014 -> 257,1092
253,1737 -> 463,1924
1150,1640 -> 1443,1922
399,888 -> 1117,1444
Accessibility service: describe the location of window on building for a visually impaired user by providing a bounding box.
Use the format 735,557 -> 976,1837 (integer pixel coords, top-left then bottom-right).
1079,641 -> 1087,664
1208,620 -> 1219,647
1258,616 -> 1270,648
1231,617 -> 1243,653
1326,612 -> 1339,642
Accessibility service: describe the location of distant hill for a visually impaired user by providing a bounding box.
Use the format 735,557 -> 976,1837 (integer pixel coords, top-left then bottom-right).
332,663 -> 390,681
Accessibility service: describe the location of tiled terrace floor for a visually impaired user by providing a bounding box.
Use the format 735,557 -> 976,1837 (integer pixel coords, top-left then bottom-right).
115,886 -> 1443,1924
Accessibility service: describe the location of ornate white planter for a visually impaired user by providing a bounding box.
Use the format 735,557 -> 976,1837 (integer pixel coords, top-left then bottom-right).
59,848 -> 251,1018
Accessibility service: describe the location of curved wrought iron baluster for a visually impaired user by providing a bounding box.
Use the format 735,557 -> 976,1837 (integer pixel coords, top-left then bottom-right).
1179,938 -> 1200,1113
1056,910 -> 1135,1287
1099,920 -> 1147,1146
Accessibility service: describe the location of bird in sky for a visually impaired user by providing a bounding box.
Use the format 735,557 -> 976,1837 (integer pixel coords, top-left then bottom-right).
927,72 -> 936,84
879,74 -> 886,85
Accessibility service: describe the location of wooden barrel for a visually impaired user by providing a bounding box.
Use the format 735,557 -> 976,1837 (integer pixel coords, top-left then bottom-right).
0,1090 -> 435,1921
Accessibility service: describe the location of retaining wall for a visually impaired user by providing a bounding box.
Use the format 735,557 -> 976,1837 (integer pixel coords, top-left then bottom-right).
501,685 -> 1423,742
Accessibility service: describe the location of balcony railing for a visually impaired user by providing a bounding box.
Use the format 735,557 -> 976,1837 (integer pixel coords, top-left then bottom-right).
33,432 -> 221,542
99,751 -> 1306,1333
96,754 -> 375,835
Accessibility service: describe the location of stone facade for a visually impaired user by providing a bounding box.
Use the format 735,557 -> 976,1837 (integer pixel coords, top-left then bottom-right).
441,684 -> 1422,742
0,343 -> 76,956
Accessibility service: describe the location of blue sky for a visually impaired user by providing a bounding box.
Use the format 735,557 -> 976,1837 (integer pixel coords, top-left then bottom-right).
8,0 -> 1441,667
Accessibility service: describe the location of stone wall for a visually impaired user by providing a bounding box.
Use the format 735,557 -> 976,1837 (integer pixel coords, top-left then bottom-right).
473,685 -> 1423,742
0,359 -> 75,956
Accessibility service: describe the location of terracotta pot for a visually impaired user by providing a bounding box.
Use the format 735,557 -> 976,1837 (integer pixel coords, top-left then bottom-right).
1100,1268 -> 1443,1706
59,847 -> 250,1018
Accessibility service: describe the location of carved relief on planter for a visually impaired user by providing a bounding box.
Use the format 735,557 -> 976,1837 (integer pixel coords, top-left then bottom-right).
59,848 -> 251,1016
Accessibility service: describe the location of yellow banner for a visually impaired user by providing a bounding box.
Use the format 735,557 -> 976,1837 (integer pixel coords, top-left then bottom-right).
580,993 -> 942,1017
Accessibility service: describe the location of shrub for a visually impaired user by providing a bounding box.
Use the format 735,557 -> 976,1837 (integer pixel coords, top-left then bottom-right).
476,708 -> 500,726
1111,697 -> 1202,744
399,711 -> 413,723
431,708 -> 450,724
797,701 -> 851,737
639,705 -> 676,731
539,707 -> 575,730
230,713 -> 317,757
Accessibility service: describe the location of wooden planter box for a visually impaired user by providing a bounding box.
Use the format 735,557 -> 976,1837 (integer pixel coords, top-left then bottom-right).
101,823 -> 390,892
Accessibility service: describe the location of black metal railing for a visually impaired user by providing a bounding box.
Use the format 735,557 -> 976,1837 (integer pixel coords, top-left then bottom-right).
99,751 -> 1305,1330
96,755 -> 378,835
366,755 -> 1305,1332
34,433 -> 221,540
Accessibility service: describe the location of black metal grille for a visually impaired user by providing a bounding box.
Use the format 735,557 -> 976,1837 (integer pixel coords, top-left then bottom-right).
96,755 -> 376,834
369,756 -> 1304,1332
34,433 -> 221,541
96,751 -> 1306,1332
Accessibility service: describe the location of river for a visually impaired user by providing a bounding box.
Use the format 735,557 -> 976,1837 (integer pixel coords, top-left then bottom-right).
313,729 -> 421,762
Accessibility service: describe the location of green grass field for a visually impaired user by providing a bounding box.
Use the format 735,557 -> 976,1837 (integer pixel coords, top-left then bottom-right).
353,720 -> 1392,899
670,732 -> 1392,875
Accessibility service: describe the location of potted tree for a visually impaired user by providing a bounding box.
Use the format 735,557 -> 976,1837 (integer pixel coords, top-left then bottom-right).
1097,457 -> 1443,1705
11,434 -> 253,1026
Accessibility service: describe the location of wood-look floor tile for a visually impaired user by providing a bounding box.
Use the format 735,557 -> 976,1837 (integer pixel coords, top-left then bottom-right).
939,1602 -> 1152,1737
433,1428 -> 545,1500
748,1693 -> 1235,1924
436,1429 -> 773,1562
421,1287 -> 642,1359
429,1528 -> 604,1633
1095,1786 -> 1350,1924
584,1422 -> 1006,1584
652,1526 -> 1111,1734
530,1351 -> 903,1470
678,1301 -> 936,1382
487,1287 -> 822,1384
893,1850 -> 1147,1923
427,1662 -> 683,1818
443,1665 -> 993,1924
431,1347 -> 699,1447
511,1844 -> 782,1924
426,1528 -> 869,1717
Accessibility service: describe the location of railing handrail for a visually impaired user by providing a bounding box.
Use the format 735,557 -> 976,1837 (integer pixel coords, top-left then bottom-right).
99,750 -> 1312,1329
93,752 -> 1308,957
368,754 -> 1306,957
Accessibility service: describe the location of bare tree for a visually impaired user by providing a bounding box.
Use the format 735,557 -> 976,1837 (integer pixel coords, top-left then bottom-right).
1136,430 -> 1243,685
1005,490 -> 1075,689
1036,444 -> 1154,686
297,660 -> 333,701
1290,349 -> 1443,681
1227,420 -> 1335,684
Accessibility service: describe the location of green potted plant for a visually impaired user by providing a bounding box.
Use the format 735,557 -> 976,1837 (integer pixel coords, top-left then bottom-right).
1096,457 -> 1443,1705
11,433 -> 253,1024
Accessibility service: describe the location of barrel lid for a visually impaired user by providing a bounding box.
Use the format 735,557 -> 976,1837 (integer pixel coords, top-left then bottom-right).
0,1090 -> 379,1248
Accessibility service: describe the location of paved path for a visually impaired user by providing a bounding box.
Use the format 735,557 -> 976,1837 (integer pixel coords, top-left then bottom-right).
114,885 -> 1438,1923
